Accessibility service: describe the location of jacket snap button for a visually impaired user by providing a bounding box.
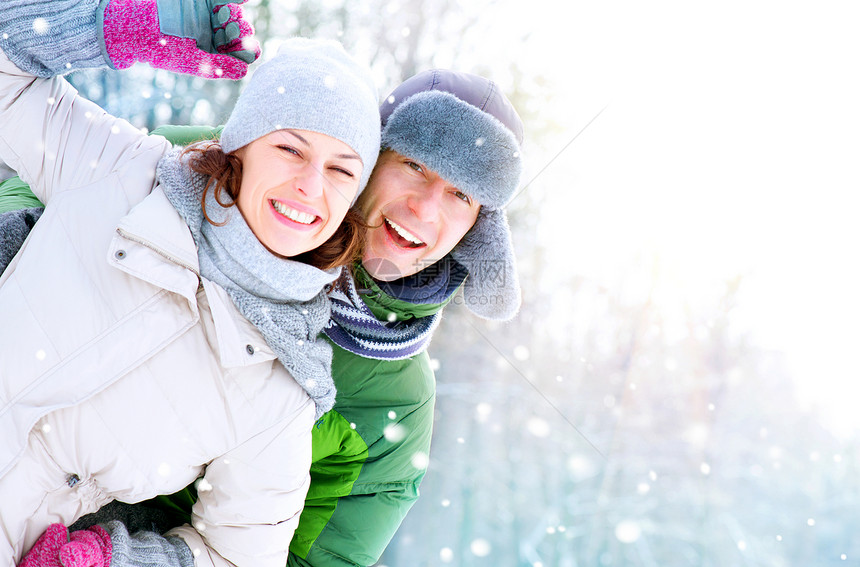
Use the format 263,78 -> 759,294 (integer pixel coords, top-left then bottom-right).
246,344 -> 255,355
67,473 -> 80,487
115,249 -> 126,260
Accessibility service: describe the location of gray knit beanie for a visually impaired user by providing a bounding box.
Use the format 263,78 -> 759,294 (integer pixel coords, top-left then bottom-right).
379,70 -> 524,321
221,38 -> 381,202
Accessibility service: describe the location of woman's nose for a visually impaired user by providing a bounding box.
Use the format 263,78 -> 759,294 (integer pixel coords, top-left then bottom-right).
294,165 -> 325,198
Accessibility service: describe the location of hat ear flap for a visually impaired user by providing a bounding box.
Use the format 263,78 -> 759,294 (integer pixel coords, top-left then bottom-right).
451,208 -> 521,321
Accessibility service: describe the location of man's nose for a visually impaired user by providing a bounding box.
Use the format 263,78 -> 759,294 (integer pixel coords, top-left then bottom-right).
408,180 -> 444,222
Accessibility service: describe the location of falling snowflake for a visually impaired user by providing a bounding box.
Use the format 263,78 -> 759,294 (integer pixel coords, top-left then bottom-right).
277,86 -> 285,94
111,125 -> 121,135
475,402 -> 492,422
513,345 -> 529,361
32,18 -> 49,35
387,312 -> 398,322
470,539 -> 491,557
384,423 -> 406,443
637,482 -> 650,494
411,451 -> 429,469
157,463 -> 171,477
387,95 -> 396,104
388,410 -> 397,420
700,463 -> 711,475
526,417 -> 550,438
35,349 -> 47,361
324,75 -> 337,89
807,518 -> 815,526
429,358 -> 440,371
401,27 -> 411,37
441,499 -> 450,507
439,547 -> 453,563
737,541 -> 747,551
474,137 -> 485,147
614,520 -> 641,543
41,423 -> 52,434
196,478 -> 213,492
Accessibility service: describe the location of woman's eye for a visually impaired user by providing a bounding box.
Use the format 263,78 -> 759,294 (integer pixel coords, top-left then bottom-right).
278,145 -> 301,157
406,161 -> 424,173
331,166 -> 355,178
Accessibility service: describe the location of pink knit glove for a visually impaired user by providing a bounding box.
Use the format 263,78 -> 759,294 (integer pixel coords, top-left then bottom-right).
18,524 -> 112,567
101,0 -> 260,79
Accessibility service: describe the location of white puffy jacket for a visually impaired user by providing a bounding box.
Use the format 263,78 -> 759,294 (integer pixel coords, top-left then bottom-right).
0,50 -> 314,566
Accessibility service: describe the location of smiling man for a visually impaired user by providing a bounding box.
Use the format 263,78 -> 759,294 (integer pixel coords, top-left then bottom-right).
0,68 -> 524,567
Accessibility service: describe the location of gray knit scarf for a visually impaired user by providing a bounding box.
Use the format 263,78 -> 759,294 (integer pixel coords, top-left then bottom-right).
156,148 -> 338,418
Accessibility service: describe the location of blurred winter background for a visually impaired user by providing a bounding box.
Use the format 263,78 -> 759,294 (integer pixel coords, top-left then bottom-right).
60,0 -> 860,565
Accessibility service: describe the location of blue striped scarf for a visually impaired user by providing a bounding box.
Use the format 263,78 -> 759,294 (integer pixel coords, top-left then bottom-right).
324,260 -> 466,360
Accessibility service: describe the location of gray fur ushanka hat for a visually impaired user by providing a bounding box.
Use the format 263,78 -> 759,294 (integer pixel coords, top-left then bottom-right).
380,70 -> 524,321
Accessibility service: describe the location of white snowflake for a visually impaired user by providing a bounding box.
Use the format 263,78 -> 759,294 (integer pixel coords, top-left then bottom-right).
439,547 -> 453,563
32,18 -> 49,35
411,451 -> 428,470
383,423 -> 406,443
512,345 -> 529,360
323,75 -> 337,89
470,539 -> 491,557
474,137 -> 485,147
196,478 -> 214,492
614,520 -> 641,543
526,417 -> 550,438
387,410 -> 397,420
35,349 -> 46,361
157,462 -> 171,477
387,95 -> 396,104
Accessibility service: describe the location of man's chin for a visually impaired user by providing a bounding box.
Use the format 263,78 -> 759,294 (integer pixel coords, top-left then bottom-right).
361,256 -> 417,281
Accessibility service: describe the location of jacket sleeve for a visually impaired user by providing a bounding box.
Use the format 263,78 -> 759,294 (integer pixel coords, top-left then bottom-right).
0,47 -> 169,207
287,397 -> 435,567
166,402 -> 316,567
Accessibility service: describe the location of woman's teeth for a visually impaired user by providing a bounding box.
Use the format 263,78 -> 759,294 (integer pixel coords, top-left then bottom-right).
386,218 -> 424,245
272,200 -> 316,225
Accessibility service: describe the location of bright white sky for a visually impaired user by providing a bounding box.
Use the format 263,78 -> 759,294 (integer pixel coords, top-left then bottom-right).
474,1 -> 860,432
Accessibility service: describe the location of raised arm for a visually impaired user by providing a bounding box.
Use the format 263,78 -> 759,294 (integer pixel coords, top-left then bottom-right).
0,0 -> 255,205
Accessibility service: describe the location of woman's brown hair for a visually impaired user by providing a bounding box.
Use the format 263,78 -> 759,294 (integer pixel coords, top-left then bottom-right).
182,141 -> 367,272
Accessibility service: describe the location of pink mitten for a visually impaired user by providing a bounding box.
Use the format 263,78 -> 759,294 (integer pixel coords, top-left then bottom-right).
18,524 -> 112,567
101,0 -> 261,79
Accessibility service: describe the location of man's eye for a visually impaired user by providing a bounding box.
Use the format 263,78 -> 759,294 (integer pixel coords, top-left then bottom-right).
453,190 -> 472,204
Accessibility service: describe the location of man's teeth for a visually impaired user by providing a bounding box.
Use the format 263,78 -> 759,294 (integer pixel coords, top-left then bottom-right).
272,200 -> 316,225
386,218 -> 424,245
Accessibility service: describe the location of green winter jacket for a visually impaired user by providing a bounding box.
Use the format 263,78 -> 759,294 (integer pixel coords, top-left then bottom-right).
0,124 -> 446,566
